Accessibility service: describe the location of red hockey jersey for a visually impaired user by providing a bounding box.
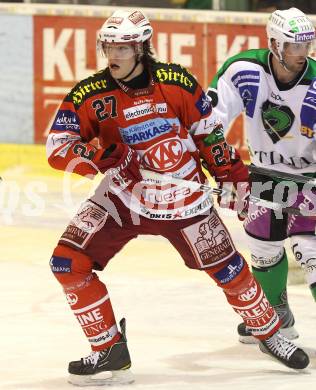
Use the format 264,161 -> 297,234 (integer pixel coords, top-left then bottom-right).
46,62 -> 230,219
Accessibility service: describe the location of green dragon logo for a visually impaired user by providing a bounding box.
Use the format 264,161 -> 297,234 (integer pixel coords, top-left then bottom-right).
261,100 -> 294,143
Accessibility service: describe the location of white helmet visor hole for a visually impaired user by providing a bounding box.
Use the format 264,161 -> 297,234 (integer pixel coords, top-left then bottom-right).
99,42 -> 142,60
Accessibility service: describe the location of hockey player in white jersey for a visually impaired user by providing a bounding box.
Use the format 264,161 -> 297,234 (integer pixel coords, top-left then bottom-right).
208,7 -> 316,343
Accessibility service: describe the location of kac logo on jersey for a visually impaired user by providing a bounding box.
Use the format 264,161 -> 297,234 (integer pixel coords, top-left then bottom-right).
142,139 -> 183,171
238,284 -> 258,302
66,293 -> 78,306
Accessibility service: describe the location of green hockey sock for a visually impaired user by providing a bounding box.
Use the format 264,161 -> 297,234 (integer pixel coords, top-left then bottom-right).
252,250 -> 288,306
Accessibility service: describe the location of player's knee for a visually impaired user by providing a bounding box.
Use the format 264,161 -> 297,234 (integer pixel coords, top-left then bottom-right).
247,236 -> 284,269
207,253 -> 253,295
208,253 -> 277,337
291,235 -> 316,288
49,244 -> 93,287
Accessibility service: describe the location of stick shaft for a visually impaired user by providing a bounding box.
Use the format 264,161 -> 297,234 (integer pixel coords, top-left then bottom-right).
249,165 -> 316,185
140,169 -> 314,216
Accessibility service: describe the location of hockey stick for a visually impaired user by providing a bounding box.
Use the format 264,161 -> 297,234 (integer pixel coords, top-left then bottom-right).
140,169 -> 315,216
249,165 -> 316,186
140,169 -> 223,195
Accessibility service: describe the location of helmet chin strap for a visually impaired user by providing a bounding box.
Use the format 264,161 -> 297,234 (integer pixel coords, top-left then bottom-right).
279,58 -> 292,73
271,45 -> 292,73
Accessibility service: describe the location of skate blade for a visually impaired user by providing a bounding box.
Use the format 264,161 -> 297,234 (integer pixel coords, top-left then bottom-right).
238,335 -> 259,344
68,368 -> 134,386
239,326 -> 299,345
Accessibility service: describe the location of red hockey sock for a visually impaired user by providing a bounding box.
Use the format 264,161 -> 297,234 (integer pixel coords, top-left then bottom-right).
206,254 -> 281,340
50,244 -> 120,351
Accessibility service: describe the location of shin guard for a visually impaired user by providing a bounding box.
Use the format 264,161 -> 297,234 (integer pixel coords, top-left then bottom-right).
206,254 -> 281,340
50,244 -> 120,351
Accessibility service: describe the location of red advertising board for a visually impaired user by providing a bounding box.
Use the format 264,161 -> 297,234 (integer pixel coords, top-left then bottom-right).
34,15 -> 267,159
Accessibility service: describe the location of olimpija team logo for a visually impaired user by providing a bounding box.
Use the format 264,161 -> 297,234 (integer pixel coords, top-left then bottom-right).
261,100 -> 295,143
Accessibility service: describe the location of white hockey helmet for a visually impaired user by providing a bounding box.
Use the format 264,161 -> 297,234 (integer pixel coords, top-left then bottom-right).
267,8 -> 315,58
98,10 -> 153,45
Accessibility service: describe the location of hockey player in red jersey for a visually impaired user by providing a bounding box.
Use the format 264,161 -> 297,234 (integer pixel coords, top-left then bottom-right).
47,9 -> 309,386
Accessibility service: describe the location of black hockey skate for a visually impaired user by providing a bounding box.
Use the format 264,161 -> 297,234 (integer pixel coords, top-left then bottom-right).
68,318 -> 134,386
259,330 -> 309,370
237,302 -> 298,344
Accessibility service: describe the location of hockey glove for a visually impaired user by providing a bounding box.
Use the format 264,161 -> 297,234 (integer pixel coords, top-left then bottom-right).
216,147 -> 250,220
96,143 -> 142,188
201,126 -> 232,181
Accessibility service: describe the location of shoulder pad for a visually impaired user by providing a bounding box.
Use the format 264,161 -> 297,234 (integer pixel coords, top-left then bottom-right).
210,49 -> 269,90
218,49 -> 269,77
304,57 -> 316,82
152,62 -> 198,94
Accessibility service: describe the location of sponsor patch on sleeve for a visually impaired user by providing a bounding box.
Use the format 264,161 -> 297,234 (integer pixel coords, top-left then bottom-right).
51,110 -> 80,133
195,92 -> 212,116
231,70 -> 260,118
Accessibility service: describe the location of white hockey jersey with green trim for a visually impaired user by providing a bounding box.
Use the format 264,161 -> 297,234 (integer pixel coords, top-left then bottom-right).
208,48 -> 316,175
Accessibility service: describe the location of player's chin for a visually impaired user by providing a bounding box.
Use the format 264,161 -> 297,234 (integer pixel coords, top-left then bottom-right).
289,63 -> 304,73
296,65 -> 305,72
109,68 -> 122,79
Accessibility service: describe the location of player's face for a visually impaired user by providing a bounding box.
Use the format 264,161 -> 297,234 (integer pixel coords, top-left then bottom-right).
281,41 -> 314,73
104,43 -> 138,80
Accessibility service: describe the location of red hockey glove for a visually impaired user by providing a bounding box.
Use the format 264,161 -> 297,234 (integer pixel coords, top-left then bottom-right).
201,127 -> 232,182
198,127 -> 250,220
214,147 -> 250,221
96,143 -> 142,188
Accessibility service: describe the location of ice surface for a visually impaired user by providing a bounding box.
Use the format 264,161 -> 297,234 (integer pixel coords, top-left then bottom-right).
1,171 -> 315,390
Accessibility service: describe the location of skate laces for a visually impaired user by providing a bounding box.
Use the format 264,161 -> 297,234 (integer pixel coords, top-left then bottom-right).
82,349 -> 110,367
82,351 -> 101,367
265,332 -> 297,360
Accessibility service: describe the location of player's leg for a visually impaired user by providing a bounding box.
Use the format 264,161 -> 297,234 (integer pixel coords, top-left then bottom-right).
163,208 -> 309,369
206,253 -> 280,339
50,199 -> 138,386
205,254 -> 307,369
290,234 -> 316,300
51,244 -> 134,386
237,236 -> 298,343
287,203 -> 316,301
241,200 -> 298,343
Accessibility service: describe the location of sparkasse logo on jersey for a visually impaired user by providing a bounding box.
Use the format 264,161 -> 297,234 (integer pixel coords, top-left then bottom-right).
123,103 -> 167,120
